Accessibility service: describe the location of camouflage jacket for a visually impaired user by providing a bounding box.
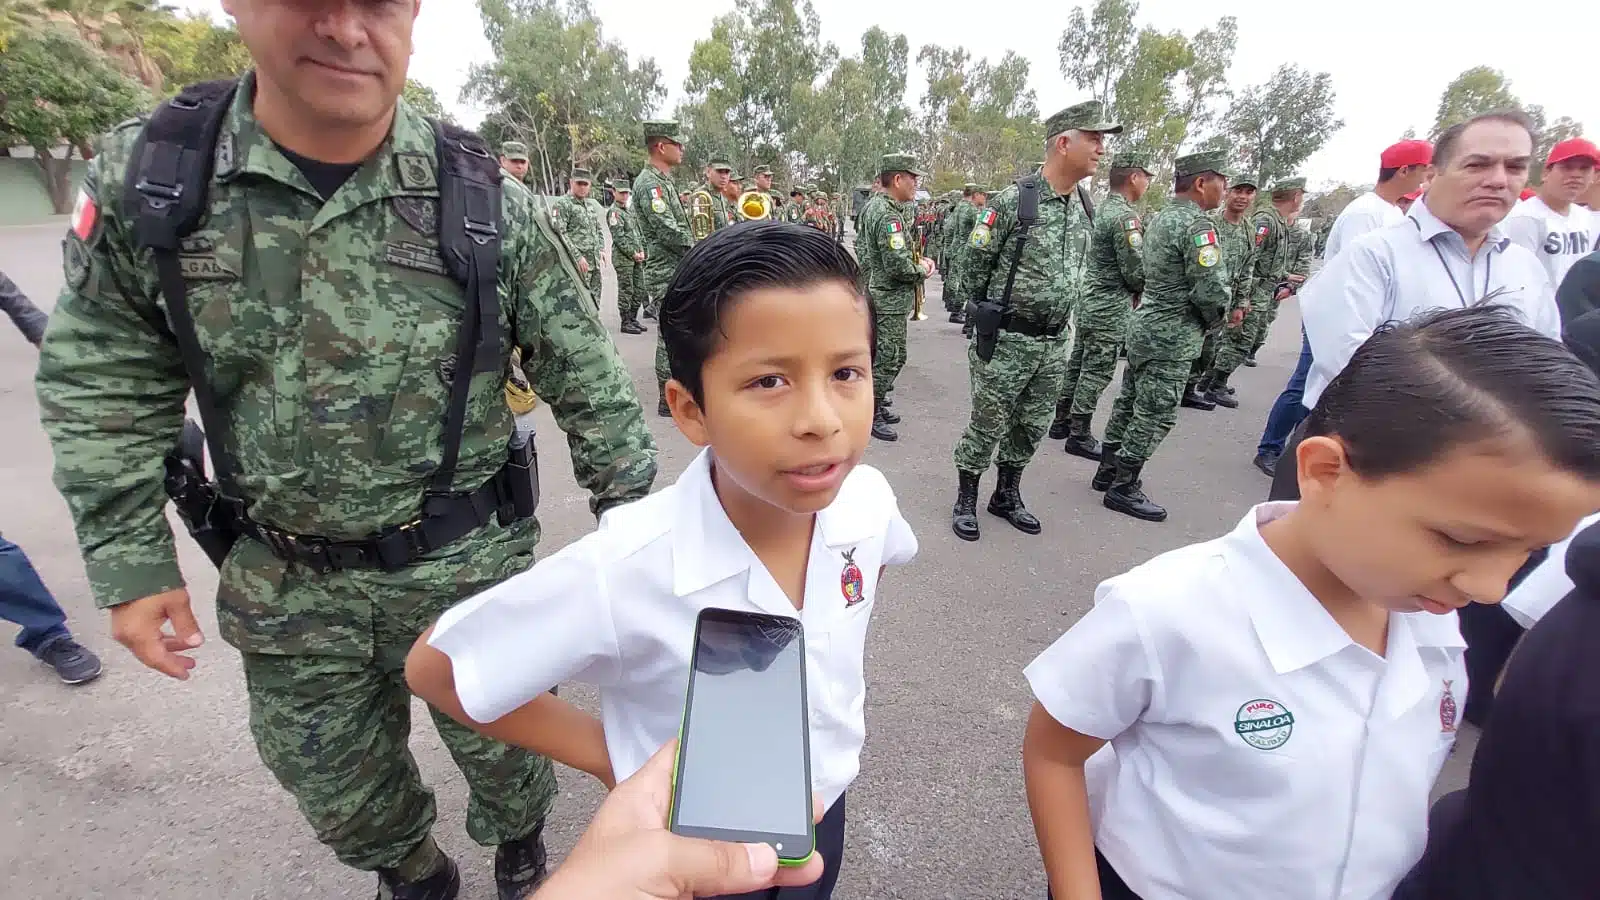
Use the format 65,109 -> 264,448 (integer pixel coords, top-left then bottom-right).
1126,197 -> 1231,361
1288,223 -> 1314,278
1076,192 -> 1145,334
1209,210 -> 1256,313
689,183 -> 732,231
1249,206 -> 1294,303
35,84 -> 658,644
853,193 -> 885,282
966,174 -> 1092,332
943,200 -> 975,258
552,194 -> 605,264
631,164 -> 693,282
607,202 -> 643,262
861,197 -> 923,308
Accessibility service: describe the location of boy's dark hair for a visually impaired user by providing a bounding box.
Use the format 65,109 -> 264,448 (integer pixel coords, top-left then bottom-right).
1306,305 -> 1600,480
661,221 -> 872,406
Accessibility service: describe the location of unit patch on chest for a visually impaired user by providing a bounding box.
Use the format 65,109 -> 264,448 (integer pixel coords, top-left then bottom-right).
393,196 -> 440,237
384,241 -> 450,276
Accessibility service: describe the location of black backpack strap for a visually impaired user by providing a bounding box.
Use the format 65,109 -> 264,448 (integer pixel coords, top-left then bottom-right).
427,119 -> 504,510
125,79 -> 241,495
1076,183 -> 1095,224
997,174 -> 1041,310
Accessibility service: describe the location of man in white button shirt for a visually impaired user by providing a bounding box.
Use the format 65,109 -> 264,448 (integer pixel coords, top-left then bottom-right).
1503,137 -> 1598,290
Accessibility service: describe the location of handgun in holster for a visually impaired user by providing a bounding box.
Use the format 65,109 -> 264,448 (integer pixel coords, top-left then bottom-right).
970,299 -> 1005,363
498,431 -> 541,527
162,418 -> 238,567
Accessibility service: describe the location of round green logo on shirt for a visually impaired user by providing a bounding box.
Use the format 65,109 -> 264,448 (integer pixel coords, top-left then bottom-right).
1234,699 -> 1295,750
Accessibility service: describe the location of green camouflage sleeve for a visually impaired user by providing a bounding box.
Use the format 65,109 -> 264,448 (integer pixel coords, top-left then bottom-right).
506,186 -> 657,516
1232,238 -> 1256,310
608,208 -> 641,256
965,193 -> 1014,298
875,206 -> 923,284
1184,217 -> 1232,331
632,175 -> 693,253
1290,228 -> 1313,277
1250,212 -> 1278,282
35,123 -> 192,608
1112,213 -> 1145,293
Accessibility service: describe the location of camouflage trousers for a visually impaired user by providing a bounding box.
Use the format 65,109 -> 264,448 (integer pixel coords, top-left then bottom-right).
1212,303 -> 1269,378
953,334 -> 1068,474
1059,326 -> 1123,418
942,261 -> 965,313
1188,329 -> 1222,387
581,267 -> 603,308
1105,354 -> 1192,464
238,572 -> 554,874
1252,296 -> 1284,354
873,296 -> 911,404
613,260 -> 645,320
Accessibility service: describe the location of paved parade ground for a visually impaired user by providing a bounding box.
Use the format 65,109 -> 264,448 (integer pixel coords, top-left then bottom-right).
0,220 -> 1472,899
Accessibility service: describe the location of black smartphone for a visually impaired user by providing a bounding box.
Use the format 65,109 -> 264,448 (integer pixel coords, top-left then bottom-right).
669,607 -> 815,864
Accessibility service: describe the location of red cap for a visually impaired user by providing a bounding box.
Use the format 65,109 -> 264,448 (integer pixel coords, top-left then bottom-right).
1547,137 -> 1600,168
1519,188 -> 1538,200
1381,139 -> 1434,169
1402,189 -> 1424,201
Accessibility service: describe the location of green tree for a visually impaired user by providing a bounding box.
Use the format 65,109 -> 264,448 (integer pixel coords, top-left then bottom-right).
917,43 -> 1040,191
401,79 -> 454,123
0,24 -> 148,211
1532,114 -> 1583,185
1430,66 -> 1518,139
798,27 -> 912,190
142,11 -> 250,90
10,0 -> 178,90
1056,0 -> 1138,110
1221,63 -> 1342,188
465,0 -> 664,192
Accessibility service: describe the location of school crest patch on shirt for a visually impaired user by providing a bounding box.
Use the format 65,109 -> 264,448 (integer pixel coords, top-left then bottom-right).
1439,680 -> 1458,734
841,548 -> 864,607
1234,698 -> 1294,750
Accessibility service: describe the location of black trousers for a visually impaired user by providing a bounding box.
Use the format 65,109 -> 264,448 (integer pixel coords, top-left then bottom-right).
709,794 -> 847,900
1268,420 -> 1306,501
1045,849 -> 1144,900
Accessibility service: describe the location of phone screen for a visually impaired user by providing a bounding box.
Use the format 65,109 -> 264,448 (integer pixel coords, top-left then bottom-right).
672,610 -> 812,852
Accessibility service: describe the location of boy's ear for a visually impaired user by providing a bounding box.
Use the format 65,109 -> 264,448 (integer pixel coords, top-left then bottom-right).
1295,435 -> 1351,506
664,379 -> 710,447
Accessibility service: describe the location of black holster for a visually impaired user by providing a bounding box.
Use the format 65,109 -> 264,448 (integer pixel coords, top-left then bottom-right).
971,300 -> 1005,362
499,434 -> 540,527
162,419 -> 238,568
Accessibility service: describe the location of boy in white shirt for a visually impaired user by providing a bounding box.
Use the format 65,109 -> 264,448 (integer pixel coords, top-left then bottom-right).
1022,307 -> 1600,900
408,221 -> 917,900
1504,137 -> 1598,289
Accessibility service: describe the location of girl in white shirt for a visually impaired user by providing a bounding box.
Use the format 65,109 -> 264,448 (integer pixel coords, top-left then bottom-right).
1022,306 -> 1600,900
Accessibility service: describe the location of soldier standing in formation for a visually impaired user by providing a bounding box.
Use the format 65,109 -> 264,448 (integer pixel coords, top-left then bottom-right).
719,170 -> 744,220
608,181 -> 647,334
1049,153 -> 1151,458
752,164 -> 784,216
631,120 -> 694,414
696,158 -> 734,230
1185,175 -> 1259,409
499,141 -> 530,184
861,153 -> 936,442
1243,178 -> 1307,375
33,4 -> 658,898
941,183 -> 986,323
950,102 -> 1117,541
784,186 -> 807,223
551,168 -> 606,303
1092,151 -> 1235,523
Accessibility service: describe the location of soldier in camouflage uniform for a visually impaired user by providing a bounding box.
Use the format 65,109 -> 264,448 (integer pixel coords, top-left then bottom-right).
752,164 -> 785,218
783,186 -> 806,223
34,26 -> 657,899
1186,175 -> 1259,409
1243,178 -> 1308,367
1092,151 -> 1234,523
551,168 -> 606,304
950,102 -> 1117,541
941,184 -> 983,320
692,158 -> 734,231
861,153 -> 934,441
1049,153 -> 1151,458
607,181 -> 647,334
498,141 -> 530,185
632,120 -> 694,414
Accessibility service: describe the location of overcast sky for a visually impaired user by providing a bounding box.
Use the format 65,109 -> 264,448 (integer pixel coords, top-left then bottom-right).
179,0 -> 1597,188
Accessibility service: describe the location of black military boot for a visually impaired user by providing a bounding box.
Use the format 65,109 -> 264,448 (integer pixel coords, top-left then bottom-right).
1103,460 -> 1168,522
376,858 -> 460,900
1046,399 -> 1072,440
949,309 -> 966,324
656,385 -> 670,418
1091,442 -> 1120,492
1204,373 -> 1239,409
880,396 -> 901,424
871,402 -> 899,442
1180,382 -> 1217,410
986,465 -> 1042,534
1063,414 -> 1103,461
962,318 -> 974,338
951,471 -> 981,541
620,315 -> 645,335
495,825 -> 549,900
1243,352 -> 1258,367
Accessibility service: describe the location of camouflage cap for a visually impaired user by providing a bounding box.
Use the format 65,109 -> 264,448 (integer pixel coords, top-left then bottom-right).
753,165 -> 774,176
642,120 -> 685,145
501,141 -> 529,162
1109,152 -> 1152,174
878,152 -> 927,177
963,181 -> 980,192
790,186 -> 806,196
1271,176 -> 1308,193
570,168 -> 593,183
709,157 -> 733,171
1230,173 -> 1260,190
1045,100 -> 1123,137
610,179 -> 631,193
729,172 -> 745,181
1174,150 -> 1229,179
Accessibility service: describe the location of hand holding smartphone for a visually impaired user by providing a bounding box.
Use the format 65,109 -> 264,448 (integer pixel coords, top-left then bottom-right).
669,608 -> 816,866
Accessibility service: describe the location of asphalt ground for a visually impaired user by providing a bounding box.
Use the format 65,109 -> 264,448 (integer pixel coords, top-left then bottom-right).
0,219 -> 1473,899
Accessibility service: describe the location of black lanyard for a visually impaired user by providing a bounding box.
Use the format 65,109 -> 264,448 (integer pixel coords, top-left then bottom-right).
1415,217 -> 1493,307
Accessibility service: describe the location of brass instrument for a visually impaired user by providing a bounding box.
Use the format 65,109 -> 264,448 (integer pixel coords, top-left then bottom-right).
911,224 -> 928,320
737,189 -> 773,221
689,189 -> 716,242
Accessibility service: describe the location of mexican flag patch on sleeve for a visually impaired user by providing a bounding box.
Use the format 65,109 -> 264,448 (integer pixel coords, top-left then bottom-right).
887,219 -> 902,233
980,209 -> 998,227
1193,230 -> 1218,248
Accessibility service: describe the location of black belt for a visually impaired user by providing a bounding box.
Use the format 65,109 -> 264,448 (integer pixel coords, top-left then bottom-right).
227,470 -> 516,575
1000,313 -> 1066,339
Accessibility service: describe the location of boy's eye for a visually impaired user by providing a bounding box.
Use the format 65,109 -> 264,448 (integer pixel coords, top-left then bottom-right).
749,374 -> 787,390
833,367 -> 866,382
1434,530 -> 1482,549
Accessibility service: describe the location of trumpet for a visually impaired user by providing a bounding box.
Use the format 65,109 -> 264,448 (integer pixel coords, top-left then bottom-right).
911,224 -> 928,320
736,189 -> 773,221
689,189 -> 716,242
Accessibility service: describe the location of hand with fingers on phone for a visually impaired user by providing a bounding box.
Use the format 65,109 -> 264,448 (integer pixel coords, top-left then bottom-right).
533,740 -> 825,900
110,587 -> 204,679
